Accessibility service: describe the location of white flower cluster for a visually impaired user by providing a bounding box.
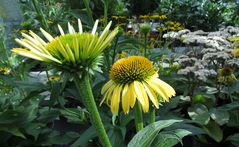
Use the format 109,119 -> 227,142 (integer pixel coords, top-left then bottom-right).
165,26 -> 239,81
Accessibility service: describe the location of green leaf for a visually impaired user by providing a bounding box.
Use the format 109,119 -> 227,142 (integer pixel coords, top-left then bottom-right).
229,80 -> 239,93
37,108 -> 60,123
71,126 -> 97,147
227,110 -> 239,127
151,129 -> 192,147
225,133 -> 239,147
0,126 -> 26,139
108,126 -> 127,147
60,108 -> 86,124
44,131 -> 80,145
202,120 -> 223,142
127,119 -> 182,147
25,123 -> 45,140
219,101 -> 239,111
209,108 -> 229,125
188,104 -> 210,125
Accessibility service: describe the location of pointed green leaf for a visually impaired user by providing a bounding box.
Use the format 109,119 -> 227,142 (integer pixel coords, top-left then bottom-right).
127,119 -> 182,147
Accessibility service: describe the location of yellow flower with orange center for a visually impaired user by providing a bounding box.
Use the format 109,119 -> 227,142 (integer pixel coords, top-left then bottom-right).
101,56 -> 176,114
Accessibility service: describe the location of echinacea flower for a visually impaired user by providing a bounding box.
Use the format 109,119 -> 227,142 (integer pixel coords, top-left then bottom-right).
12,19 -> 118,74
0,67 -> 11,75
48,75 -> 60,81
101,56 -> 176,114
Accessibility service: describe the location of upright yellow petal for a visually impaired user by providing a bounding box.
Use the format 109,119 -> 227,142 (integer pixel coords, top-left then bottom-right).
58,24 -> 65,35
92,19 -> 99,35
40,28 -> 54,42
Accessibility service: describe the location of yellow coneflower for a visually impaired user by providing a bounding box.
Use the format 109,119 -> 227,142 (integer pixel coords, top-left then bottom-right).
12,19 -> 118,74
218,67 -> 237,83
231,48 -> 239,56
117,51 -> 127,59
159,15 -> 167,19
48,75 -> 60,81
0,67 -> 11,75
101,56 -> 176,114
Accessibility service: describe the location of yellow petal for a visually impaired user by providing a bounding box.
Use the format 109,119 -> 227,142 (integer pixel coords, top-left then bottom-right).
153,78 -> 176,98
111,85 -> 122,114
100,81 -> 116,106
101,80 -> 114,94
142,81 -> 159,108
146,79 -> 168,101
92,19 -> 99,35
155,78 -> 176,97
78,19 -> 83,33
29,30 -> 47,46
129,83 -> 136,108
133,81 -> 149,112
58,24 -> 65,35
121,84 -> 130,114
12,48 -> 44,61
68,22 -> 76,34
40,28 -> 54,41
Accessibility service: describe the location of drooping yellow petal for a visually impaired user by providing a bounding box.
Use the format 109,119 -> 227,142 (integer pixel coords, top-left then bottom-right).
111,85 -> 122,114
154,78 -> 176,97
121,84 -> 130,114
100,81 -> 116,106
101,80 -> 114,94
142,81 -> 159,108
129,83 -> 136,108
146,79 -> 168,101
133,81 -> 149,112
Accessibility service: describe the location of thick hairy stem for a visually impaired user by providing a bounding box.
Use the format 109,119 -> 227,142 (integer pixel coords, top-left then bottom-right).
149,107 -> 155,124
133,101 -> 144,132
74,74 -> 112,147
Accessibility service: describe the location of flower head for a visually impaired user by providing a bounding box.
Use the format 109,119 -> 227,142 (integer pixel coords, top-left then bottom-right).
101,56 -> 176,114
0,67 -> 11,75
12,19 -> 118,74
48,75 -> 60,81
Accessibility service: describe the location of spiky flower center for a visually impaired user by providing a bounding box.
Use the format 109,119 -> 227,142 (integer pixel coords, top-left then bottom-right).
110,56 -> 156,84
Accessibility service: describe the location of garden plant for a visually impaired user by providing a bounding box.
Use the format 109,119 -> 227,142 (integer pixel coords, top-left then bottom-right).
0,0 -> 239,147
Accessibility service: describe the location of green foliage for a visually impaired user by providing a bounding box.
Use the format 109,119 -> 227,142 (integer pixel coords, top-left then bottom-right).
155,0 -> 239,31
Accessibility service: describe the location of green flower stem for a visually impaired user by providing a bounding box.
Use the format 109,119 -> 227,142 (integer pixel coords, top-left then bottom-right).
102,0 -> 109,27
73,74 -> 112,147
111,36 -> 119,65
133,101 -> 144,132
149,107 -> 155,124
82,0 -> 94,26
144,33 -> 147,57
